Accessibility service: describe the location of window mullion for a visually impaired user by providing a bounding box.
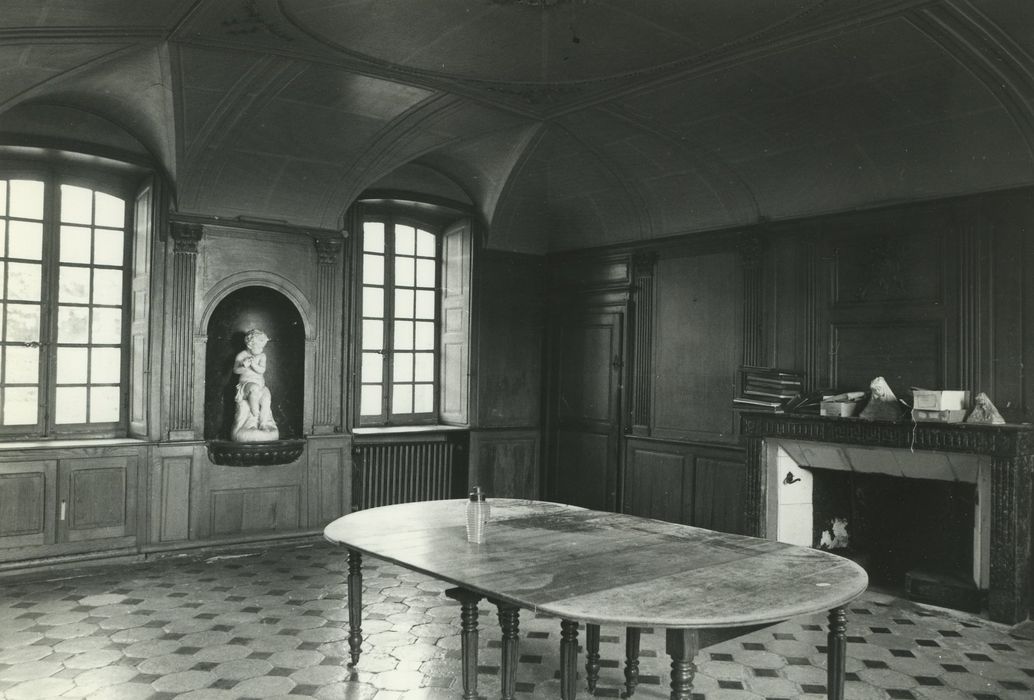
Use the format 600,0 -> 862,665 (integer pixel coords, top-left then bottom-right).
383,220 -> 395,420
40,170 -> 61,436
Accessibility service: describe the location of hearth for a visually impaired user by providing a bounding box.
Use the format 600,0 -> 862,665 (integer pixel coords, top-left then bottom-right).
741,413 -> 1034,624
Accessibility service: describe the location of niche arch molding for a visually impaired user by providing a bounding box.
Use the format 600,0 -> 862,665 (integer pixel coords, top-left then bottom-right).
192,271 -> 317,439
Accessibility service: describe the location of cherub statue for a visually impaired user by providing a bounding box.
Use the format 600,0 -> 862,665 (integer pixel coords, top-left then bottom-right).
231,329 -> 279,442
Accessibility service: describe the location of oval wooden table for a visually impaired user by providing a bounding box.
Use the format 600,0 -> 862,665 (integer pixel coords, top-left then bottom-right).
324,499 -> 868,699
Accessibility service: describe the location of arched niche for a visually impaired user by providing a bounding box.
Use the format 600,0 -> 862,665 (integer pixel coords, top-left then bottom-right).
204,286 -> 305,441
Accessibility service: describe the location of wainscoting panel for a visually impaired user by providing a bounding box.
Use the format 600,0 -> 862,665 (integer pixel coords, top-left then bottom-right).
468,429 -> 540,499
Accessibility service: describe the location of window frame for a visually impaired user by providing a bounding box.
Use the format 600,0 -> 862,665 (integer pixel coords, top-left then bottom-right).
356,209 -> 443,427
0,160 -> 135,439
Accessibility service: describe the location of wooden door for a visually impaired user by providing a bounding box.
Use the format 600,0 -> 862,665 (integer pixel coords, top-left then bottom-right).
550,311 -> 623,511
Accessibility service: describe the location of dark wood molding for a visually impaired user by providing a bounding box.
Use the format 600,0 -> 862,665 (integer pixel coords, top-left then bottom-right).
741,234 -> 765,367
741,412 -> 1033,624
629,253 -> 657,434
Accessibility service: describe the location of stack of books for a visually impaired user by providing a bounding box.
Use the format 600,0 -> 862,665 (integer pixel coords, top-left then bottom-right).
733,367 -> 805,412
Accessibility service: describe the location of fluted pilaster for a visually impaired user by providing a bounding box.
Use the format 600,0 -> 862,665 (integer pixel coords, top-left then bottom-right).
168,222 -> 203,439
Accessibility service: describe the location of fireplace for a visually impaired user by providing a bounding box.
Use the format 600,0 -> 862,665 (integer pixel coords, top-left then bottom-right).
741,413 -> 1034,624
769,440 -> 986,608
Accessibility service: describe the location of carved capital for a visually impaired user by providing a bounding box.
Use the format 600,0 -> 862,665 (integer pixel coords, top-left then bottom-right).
739,234 -> 764,269
315,237 -> 343,265
170,222 -> 204,253
631,251 -> 658,278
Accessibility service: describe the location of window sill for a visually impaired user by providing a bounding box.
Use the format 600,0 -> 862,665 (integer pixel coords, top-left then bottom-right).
351,425 -> 467,437
0,437 -> 148,452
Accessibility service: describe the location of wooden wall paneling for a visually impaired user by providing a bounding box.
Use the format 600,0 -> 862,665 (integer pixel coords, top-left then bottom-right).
306,435 -> 352,527
59,457 -> 136,544
692,457 -> 747,535
312,237 -> 345,434
0,460 -> 57,553
628,253 -> 656,436
167,222 -> 203,440
210,486 -> 301,536
554,430 -> 612,510
831,321 -> 946,393
740,235 -> 765,368
651,252 -> 742,442
474,251 -> 544,429
988,194 -> 1031,422
622,440 -> 692,523
468,429 -> 540,499
150,442 -> 195,544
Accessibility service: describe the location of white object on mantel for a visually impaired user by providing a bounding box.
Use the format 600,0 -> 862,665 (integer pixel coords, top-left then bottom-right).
912,388 -> 969,411
967,392 -> 1006,425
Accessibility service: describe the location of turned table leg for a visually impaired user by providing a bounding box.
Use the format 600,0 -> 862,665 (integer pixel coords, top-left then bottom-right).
585,623 -> 601,693
346,549 -> 363,666
665,628 -> 699,700
495,602 -> 521,700
560,618 -> 580,699
446,588 -> 484,700
827,606 -> 848,700
624,627 -> 641,698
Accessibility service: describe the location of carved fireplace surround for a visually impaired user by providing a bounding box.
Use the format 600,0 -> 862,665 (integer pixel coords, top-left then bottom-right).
742,413 -> 1034,625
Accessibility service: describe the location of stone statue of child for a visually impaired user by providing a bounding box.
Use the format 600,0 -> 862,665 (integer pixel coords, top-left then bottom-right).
231,329 -> 279,441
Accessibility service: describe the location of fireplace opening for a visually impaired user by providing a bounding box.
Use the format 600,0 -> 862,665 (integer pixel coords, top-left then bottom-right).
812,470 -> 975,590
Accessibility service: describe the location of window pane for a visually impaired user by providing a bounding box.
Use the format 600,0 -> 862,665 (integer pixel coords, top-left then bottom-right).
55,386 -> 87,424
60,225 -> 92,264
0,221 -> 5,257
8,262 -> 41,301
6,303 -> 40,342
10,180 -> 44,220
89,386 -> 120,423
5,346 -> 39,384
414,353 -> 434,382
93,192 -> 125,228
414,321 -> 434,350
57,306 -> 89,343
392,384 -> 413,414
363,253 -> 384,285
416,229 -> 435,257
393,352 -> 413,382
91,347 -> 121,383
60,185 -> 92,225
93,268 -> 123,305
416,258 -> 435,288
395,225 -> 415,255
3,386 -> 38,425
394,289 -> 414,319
59,266 -> 90,303
362,286 -> 384,318
363,222 -> 384,252
415,290 -> 435,320
9,220 -> 43,260
91,308 -> 122,344
93,228 -> 124,266
0,181 -> 6,216
395,256 -> 414,287
361,320 -> 383,350
393,320 -> 413,350
360,385 -> 381,416
361,352 -> 382,383
57,347 -> 88,383
414,385 -> 433,413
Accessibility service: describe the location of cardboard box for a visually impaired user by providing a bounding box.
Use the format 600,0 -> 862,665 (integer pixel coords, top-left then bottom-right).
821,400 -> 859,417
912,408 -> 968,423
912,389 -> 968,411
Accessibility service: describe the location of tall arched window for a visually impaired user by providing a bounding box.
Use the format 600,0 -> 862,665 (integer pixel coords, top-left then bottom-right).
0,165 -> 136,438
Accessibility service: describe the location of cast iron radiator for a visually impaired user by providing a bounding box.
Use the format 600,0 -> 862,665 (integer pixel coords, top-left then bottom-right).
351,434 -> 467,510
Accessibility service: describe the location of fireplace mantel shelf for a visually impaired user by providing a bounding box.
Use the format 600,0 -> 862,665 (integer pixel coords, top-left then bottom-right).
740,411 -> 1034,625
741,412 -> 1034,459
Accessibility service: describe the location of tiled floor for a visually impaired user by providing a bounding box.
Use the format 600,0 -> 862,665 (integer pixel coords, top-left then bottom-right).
0,542 -> 1031,699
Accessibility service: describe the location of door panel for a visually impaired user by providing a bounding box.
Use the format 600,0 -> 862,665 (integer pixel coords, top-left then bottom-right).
551,312 -> 622,511
0,461 -> 57,552
60,457 -> 135,543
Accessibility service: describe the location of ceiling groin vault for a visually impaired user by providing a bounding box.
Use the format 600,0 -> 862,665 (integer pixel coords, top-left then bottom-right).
2,0 -> 1033,252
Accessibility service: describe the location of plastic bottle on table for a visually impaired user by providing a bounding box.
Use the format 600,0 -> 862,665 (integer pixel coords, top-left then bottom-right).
466,486 -> 489,544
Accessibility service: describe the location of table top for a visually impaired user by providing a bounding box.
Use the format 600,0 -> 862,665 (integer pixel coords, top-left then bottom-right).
323,499 -> 868,629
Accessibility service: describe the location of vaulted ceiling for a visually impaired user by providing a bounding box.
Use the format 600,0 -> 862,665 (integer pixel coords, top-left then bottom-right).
2,0 -> 1033,253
